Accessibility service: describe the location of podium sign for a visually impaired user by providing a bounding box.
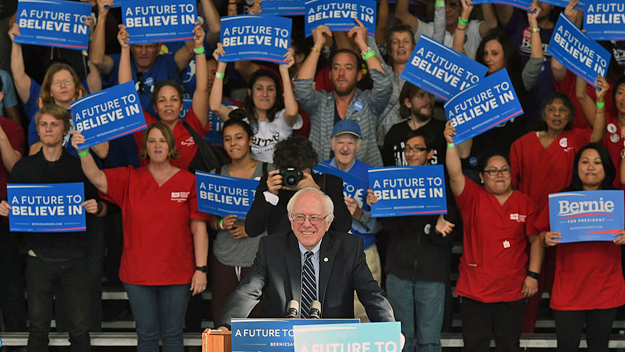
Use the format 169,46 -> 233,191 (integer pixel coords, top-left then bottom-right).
231,318 -> 359,352
293,322 -> 402,352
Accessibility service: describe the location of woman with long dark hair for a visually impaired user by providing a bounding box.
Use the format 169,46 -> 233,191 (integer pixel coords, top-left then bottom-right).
539,143 -> 625,352
209,44 -> 301,163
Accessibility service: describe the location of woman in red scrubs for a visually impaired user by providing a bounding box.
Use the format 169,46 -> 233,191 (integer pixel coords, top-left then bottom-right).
539,143 -> 625,352
72,122 -> 210,351
444,122 -> 543,352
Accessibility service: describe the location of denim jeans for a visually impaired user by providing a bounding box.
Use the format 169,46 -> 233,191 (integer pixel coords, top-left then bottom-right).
386,274 -> 444,352
26,256 -> 91,352
123,282 -> 191,352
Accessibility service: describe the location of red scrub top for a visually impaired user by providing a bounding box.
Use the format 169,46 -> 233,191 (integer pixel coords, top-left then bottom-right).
534,208 -> 625,310
102,166 -> 210,285
455,176 -> 537,303
510,129 -> 591,211
135,106 -> 209,171
603,114 -> 625,190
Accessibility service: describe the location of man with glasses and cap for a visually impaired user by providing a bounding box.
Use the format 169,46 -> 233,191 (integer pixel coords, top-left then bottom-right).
318,119 -> 383,322
217,187 -> 395,327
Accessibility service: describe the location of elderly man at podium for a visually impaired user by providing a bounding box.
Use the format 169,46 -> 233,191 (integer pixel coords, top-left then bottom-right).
217,187 -> 395,328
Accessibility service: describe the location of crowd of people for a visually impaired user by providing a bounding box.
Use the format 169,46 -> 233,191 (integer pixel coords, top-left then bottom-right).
0,0 -> 625,351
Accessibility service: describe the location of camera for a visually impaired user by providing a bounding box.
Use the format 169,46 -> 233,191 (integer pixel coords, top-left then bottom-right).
280,168 -> 303,188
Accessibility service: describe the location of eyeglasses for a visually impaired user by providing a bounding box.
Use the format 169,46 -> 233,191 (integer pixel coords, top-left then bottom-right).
482,167 -> 511,176
405,146 -> 428,153
51,78 -> 74,86
290,214 -> 329,225
136,72 -> 145,93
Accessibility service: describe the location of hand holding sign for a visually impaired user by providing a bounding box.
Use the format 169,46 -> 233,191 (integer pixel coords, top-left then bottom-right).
542,231 -> 562,246
595,76 -> 609,100
117,24 -> 129,49
98,0 -> 114,17
250,0 -> 263,14
527,1 -> 541,27
614,230 -> 625,245
564,0 -> 582,24
0,200 -> 10,217
312,24 -> 332,49
347,19 -> 368,51
192,21 -> 206,49
7,23 -> 20,43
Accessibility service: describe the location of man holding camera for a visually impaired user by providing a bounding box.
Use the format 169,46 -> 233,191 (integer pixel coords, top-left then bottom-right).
319,119 -> 382,322
245,136 -> 351,237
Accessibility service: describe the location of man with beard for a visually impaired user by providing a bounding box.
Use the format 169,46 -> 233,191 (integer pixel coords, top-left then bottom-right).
293,21 -> 391,167
382,83 -> 446,167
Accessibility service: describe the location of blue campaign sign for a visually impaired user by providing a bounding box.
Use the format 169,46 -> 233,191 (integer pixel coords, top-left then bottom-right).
400,35 -> 488,101
305,0 -> 376,37
196,171 -> 259,219
220,15 -> 292,64
444,69 -> 523,145
549,14 -> 611,89
368,165 -> 447,217
469,0 -> 532,11
548,190 -> 625,243
15,0 -> 91,50
232,318 -> 359,352
540,0 -> 585,10
293,322 -> 401,352
584,0 -> 625,40
7,183 -> 87,232
71,81 -> 147,150
109,0 -> 124,8
313,163 -> 368,210
122,0 -> 197,44
262,0 -> 306,15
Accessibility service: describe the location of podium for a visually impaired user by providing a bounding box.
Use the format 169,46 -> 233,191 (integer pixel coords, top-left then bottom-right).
202,329 -> 231,352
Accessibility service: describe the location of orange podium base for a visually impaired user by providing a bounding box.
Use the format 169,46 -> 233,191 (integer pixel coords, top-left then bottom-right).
202,329 -> 232,352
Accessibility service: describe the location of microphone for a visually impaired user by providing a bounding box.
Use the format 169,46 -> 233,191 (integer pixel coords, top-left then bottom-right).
308,300 -> 321,319
286,300 -> 299,319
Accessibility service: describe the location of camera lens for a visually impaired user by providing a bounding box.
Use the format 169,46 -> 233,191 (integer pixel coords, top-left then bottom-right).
286,176 -> 297,187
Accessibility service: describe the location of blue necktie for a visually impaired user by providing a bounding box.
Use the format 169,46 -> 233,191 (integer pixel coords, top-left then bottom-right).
301,251 -> 317,318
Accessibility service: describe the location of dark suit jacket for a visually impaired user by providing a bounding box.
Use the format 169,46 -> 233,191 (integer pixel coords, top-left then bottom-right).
219,230 -> 395,325
245,173 -> 352,237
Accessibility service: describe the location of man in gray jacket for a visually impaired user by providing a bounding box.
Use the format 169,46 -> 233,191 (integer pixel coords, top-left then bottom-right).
293,20 -> 391,167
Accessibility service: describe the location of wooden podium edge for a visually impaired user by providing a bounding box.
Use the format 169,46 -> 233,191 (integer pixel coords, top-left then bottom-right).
202,329 -> 232,352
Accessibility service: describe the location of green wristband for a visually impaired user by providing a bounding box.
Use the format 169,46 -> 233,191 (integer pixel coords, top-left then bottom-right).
194,46 -> 205,55
363,51 -> 376,61
78,148 -> 90,157
596,101 -> 605,108
435,0 -> 445,6
458,17 -> 469,25
215,72 -> 225,79
447,142 -> 456,149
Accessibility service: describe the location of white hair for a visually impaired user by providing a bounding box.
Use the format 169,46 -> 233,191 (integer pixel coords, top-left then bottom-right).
287,187 -> 335,223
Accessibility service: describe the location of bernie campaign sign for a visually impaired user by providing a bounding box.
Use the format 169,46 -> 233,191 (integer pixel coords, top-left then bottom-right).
549,13 -> 611,89
444,69 -> 523,145
400,35 -> 488,101
71,81 -> 147,150
313,163 -> 368,210
122,0 -> 197,44
584,0 -> 625,41
293,322 -> 401,352
305,0 -> 376,37
15,0 -> 91,50
232,319 -> 359,352
220,15 -> 292,64
548,190 -> 624,243
8,183 -> 87,232
262,0 -> 306,16
196,171 -> 259,219
368,165 -> 447,217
